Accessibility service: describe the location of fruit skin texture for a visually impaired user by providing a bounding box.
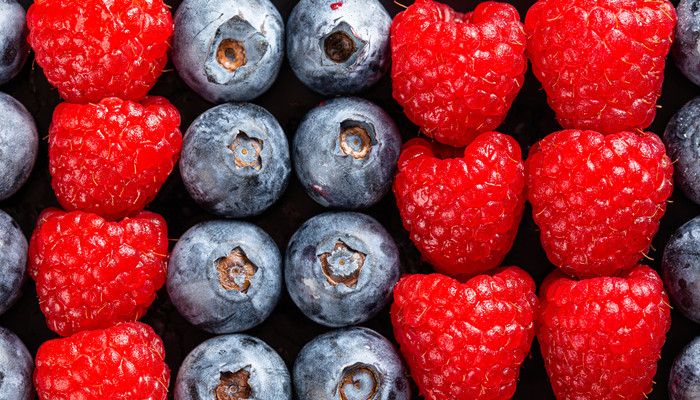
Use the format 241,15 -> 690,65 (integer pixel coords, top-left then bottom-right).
0,1 -> 29,86
391,0 -> 527,147
392,132 -> 525,279
0,209 -> 28,316
0,327 -> 34,400
390,268 -> 538,400
49,96 -> 182,222
663,96 -> 700,206
669,335 -> 700,400
0,92 -> 38,201
525,129 -> 673,279
538,265 -> 671,400
525,0 -> 676,134
28,208 -> 169,337
673,0 -> 700,87
662,215 -> 700,324
34,321 -> 169,400
27,0 -> 173,104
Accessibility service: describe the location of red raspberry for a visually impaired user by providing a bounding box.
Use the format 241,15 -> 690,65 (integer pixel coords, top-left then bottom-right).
34,321 -> 170,400
525,129 -> 673,278
49,96 -> 182,221
538,265 -> 671,399
391,268 -> 538,400
28,208 -> 168,337
393,132 -> 525,279
27,0 -> 173,104
525,0 -> 676,134
391,0 -> 527,147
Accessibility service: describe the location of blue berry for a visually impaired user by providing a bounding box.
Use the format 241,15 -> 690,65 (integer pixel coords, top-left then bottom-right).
175,333 -> 291,400
285,211 -> 400,327
662,215 -> 700,323
0,327 -> 34,400
172,0 -> 284,103
180,102 -> 291,218
293,327 -> 409,400
670,336 -> 700,399
167,220 -> 283,334
0,1 -> 28,86
286,0 -> 391,95
293,97 -> 401,209
0,209 -> 27,316
664,96 -> 700,206
0,92 -> 37,200
674,0 -> 700,86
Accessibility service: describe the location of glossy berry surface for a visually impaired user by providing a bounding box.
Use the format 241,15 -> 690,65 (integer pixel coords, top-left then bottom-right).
28,208 -> 169,337
27,0 -> 173,104
0,209 -> 27,316
0,1 -> 28,86
391,0 -> 527,147
285,211 -> 400,327
180,102 -> 291,218
167,220 -> 283,334
662,215 -> 700,323
538,265 -> 671,400
293,97 -> 401,209
391,268 -> 538,400
670,336 -> 700,400
393,132 -> 525,279
0,327 -> 33,400
172,0 -> 284,103
673,0 -> 700,86
664,96 -> 700,206
293,327 -> 409,400
0,92 -> 37,201
34,321 -> 169,400
287,0 -> 391,95
525,129 -> 673,278
525,0 -> 676,134
174,333 -> 291,400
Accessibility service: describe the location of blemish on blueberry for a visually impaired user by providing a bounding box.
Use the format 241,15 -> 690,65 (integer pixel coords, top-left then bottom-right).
215,367 -> 252,400
337,363 -> 380,400
216,247 -> 258,293
318,240 -> 366,287
217,39 -> 247,73
228,131 -> 263,169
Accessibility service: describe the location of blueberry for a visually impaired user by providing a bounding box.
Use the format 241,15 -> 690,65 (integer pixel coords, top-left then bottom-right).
0,1 -> 28,86
180,102 -> 291,218
174,333 -> 291,400
293,327 -> 409,400
0,92 -> 37,200
0,327 -> 34,400
664,96 -> 700,206
167,220 -> 283,334
674,0 -> 700,86
172,0 -> 284,103
670,336 -> 700,399
0,209 -> 26,316
285,211 -> 400,327
293,97 -> 401,209
662,215 -> 700,323
286,0 -> 391,95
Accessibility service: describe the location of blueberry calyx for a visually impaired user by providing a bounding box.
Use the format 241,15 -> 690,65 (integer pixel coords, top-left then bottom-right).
320,22 -> 366,67
339,122 -> 374,160
338,363 -> 380,400
216,248 -> 258,293
228,131 -> 263,169
215,367 -> 253,400
318,239 -> 366,287
217,39 -> 247,73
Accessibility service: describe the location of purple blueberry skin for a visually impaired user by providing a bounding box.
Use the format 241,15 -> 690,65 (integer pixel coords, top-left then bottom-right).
0,327 -> 34,400
670,336 -> 700,399
0,92 -> 38,200
674,0 -> 700,86
0,209 -> 27,316
293,97 -> 401,209
167,220 -> 283,334
662,215 -> 700,323
172,0 -> 284,103
293,327 -> 410,400
664,96 -> 700,206
179,102 -> 291,218
174,334 -> 291,400
286,0 -> 391,95
284,211 -> 400,327
0,1 -> 28,86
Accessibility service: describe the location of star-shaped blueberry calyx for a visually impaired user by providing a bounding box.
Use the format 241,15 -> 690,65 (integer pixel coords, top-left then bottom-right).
216,247 -> 258,293
215,367 -> 252,400
228,131 -> 263,169
317,239 -> 366,288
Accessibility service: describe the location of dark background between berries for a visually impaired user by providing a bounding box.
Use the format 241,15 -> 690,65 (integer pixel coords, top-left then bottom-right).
1,0 -> 696,398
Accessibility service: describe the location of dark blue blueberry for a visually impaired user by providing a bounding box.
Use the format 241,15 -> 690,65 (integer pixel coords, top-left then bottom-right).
0,327 -> 34,400
670,336 -> 700,399
0,92 -> 37,200
662,215 -> 700,323
180,102 -> 291,218
286,0 -> 391,95
285,211 -> 400,327
293,97 -> 401,209
167,220 -> 283,334
0,1 -> 28,86
0,209 -> 26,316
172,0 -> 284,103
293,327 -> 409,400
674,0 -> 700,86
174,333 -> 291,400
664,96 -> 700,206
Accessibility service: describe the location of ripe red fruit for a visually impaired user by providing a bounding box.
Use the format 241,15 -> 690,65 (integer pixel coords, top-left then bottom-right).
525,129 -> 673,278
393,132 -> 525,279
538,265 -> 671,399
49,96 -> 182,221
28,208 -> 168,337
391,0 -> 527,147
27,0 -> 173,104
34,321 -> 170,400
525,0 -> 676,134
391,268 -> 538,400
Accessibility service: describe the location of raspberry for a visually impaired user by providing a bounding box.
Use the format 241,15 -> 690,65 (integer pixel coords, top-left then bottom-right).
28,208 -> 168,337
525,129 -> 673,278
525,0 -> 676,134
538,265 -> 671,399
27,0 -> 173,104
391,268 -> 538,400
49,96 -> 182,221
391,0 -> 527,147
34,321 -> 170,400
392,132 -> 525,279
